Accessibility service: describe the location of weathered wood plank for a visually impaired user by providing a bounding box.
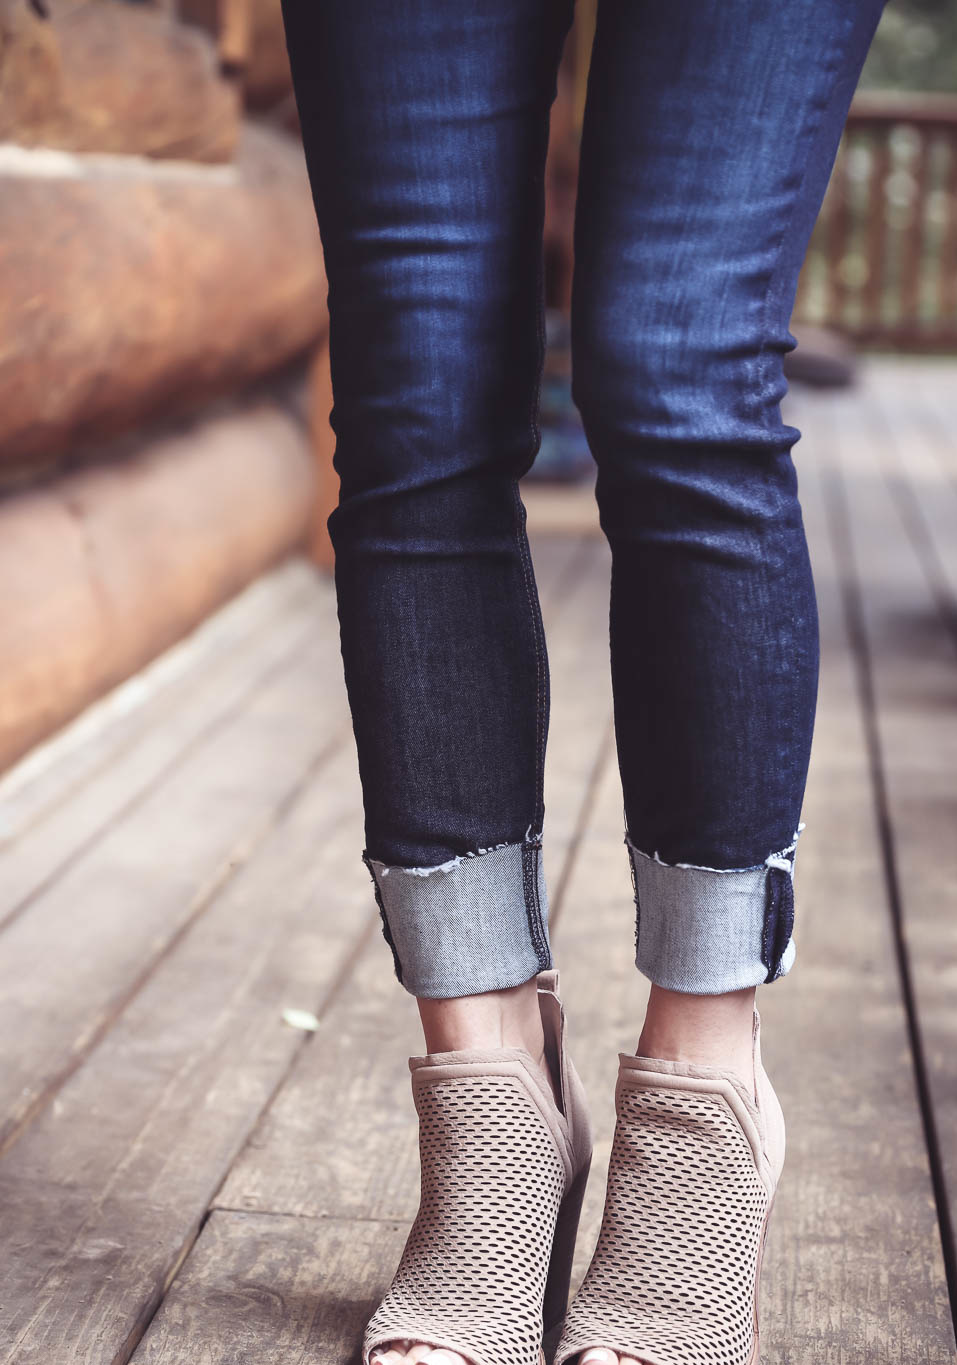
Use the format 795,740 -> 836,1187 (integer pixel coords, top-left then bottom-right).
0,559 -> 318,849
825,369 -> 957,1286
0,626 -> 348,1152
0,560 -> 326,924
130,1212 -> 409,1365
0,525 -> 578,1365
760,399 -> 954,1361
211,532 -> 614,1221
866,360 -> 957,608
908,362 -> 957,486
10,373 -> 956,1365
0,741 -> 371,1365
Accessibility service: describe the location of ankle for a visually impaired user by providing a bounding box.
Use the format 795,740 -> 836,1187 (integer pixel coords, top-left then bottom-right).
636,983 -> 757,1096
417,976 -> 558,1105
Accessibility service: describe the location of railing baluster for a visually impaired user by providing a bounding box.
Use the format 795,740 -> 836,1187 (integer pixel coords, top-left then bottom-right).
900,127 -> 931,326
940,134 -> 957,328
793,93 -> 957,349
863,129 -> 891,335
828,136 -> 851,329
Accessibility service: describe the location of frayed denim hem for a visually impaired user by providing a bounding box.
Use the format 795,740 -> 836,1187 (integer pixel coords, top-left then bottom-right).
626,824 -> 805,994
362,829 -> 552,999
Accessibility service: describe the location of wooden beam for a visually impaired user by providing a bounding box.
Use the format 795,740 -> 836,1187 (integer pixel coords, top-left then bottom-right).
0,0 -> 240,160
0,401 -> 315,776
308,338 -> 337,571
0,124 -> 327,475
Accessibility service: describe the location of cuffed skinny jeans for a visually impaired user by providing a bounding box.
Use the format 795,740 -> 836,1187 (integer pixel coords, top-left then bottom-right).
280,0 -> 886,999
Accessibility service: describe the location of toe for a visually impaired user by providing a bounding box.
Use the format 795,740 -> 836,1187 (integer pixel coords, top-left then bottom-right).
372,1337 -> 473,1365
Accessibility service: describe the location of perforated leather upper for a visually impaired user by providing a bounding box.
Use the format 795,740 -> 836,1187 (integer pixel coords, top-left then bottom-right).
556,1064 -> 776,1365
363,1067 -> 565,1365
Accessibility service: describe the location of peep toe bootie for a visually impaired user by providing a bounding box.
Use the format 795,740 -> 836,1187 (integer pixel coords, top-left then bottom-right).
362,969 -> 593,1365
555,1009 -> 785,1365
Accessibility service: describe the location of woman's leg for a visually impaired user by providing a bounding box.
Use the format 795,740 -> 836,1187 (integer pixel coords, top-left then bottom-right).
280,4 -> 575,1363
572,0 -> 886,1061
564,3 -> 885,1361
280,0 -> 573,1003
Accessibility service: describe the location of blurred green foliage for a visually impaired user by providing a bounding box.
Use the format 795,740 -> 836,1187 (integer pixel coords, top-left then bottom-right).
861,0 -> 957,92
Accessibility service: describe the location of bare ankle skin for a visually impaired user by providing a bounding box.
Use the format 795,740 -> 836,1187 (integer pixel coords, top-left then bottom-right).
417,975 -> 556,1103
636,983 -> 757,1097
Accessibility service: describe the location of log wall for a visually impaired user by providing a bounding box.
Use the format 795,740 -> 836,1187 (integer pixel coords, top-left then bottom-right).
0,0 -> 241,161
0,124 -> 327,477
0,400 -> 317,773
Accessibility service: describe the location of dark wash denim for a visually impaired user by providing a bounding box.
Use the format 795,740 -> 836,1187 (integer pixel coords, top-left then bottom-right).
280,0 -> 886,997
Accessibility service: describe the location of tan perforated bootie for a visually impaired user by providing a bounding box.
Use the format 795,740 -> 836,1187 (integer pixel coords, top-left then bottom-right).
555,1009 -> 785,1365
362,968 -> 593,1365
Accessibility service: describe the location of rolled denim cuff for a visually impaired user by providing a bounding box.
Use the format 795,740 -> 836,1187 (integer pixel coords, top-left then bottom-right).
626,826 -> 804,994
363,835 -> 552,999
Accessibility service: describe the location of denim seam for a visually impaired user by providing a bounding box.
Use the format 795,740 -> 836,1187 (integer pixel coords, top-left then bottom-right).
511,481 -> 548,835
761,863 -> 796,985
361,849 -> 404,986
752,18 -> 852,423
513,43 -> 555,836
749,39 -> 832,877
521,835 -> 551,972
627,830 -> 642,959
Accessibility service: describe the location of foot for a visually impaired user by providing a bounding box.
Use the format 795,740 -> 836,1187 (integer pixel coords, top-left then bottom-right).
370,975 -> 559,1365
569,984 -> 759,1365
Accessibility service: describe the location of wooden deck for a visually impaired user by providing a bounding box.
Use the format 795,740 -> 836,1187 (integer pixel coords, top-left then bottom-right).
1,355 -> 956,1364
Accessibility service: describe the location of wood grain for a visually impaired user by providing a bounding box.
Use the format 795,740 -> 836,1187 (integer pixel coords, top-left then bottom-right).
827,368 -> 957,1282
0,403 -> 315,774
0,617 -> 347,1151
0,563 -> 326,926
0,560 -> 318,851
0,742 -> 373,1365
131,1212 -> 410,1365
0,525 -> 576,1365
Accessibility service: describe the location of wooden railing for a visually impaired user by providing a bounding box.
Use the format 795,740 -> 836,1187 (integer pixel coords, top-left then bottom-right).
794,91 -> 957,350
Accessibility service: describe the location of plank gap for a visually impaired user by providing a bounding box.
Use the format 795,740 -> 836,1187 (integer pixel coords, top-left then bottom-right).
0,616 -> 319,939
822,431 -> 957,1335
0,727 -> 352,1159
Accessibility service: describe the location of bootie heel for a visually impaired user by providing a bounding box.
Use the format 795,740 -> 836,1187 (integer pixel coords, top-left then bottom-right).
555,1009 -> 785,1365
363,968 -> 593,1365
543,1155 -> 592,1335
